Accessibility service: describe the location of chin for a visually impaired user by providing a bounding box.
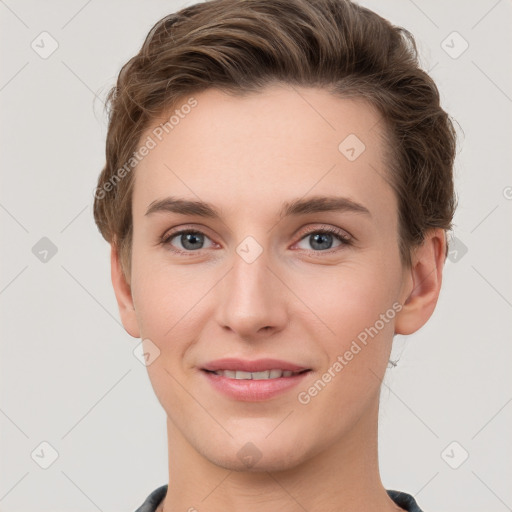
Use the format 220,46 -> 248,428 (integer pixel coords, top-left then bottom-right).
199,433 -> 314,473
207,449 -> 307,473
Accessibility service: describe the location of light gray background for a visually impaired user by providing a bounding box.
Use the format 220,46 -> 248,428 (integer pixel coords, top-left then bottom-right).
1,1 -> 511,511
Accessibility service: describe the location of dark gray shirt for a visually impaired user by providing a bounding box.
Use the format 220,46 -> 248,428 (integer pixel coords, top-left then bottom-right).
134,485 -> 424,511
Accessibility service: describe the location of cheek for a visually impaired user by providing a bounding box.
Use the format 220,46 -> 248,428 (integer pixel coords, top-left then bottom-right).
130,265 -> 205,406
132,273 -> 200,342
293,267 -> 398,431
291,257 -> 401,411
292,259 -> 400,341
129,247 -> 186,343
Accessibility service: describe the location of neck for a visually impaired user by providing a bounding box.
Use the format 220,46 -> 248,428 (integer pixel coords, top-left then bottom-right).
160,397 -> 403,512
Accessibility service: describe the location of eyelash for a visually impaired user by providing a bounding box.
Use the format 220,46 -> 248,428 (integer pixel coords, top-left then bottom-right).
160,225 -> 352,256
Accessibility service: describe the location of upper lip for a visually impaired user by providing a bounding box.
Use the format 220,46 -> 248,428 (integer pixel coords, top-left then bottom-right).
201,358 -> 310,373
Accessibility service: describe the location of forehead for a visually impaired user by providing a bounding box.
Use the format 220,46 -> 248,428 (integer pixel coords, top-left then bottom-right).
132,84 -> 395,223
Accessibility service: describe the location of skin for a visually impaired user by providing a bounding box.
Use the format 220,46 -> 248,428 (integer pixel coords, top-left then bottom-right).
111,84 -> 446,512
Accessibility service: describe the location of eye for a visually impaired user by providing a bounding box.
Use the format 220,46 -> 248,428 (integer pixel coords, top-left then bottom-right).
294,226 -> 352,252
162,229 -> 215,253
160,225 -> 352,255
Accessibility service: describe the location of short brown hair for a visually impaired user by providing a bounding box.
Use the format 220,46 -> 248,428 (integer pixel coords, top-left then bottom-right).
93,0 -> 457,279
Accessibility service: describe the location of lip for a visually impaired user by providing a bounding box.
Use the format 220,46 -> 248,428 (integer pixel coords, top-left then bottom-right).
200,358 -> 311,402
201,358 -> 309,373
201,370 -> 310,401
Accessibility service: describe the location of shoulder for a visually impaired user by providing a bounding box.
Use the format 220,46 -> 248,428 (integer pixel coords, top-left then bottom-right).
387,489 -> 425,512
133,485 -> 168,512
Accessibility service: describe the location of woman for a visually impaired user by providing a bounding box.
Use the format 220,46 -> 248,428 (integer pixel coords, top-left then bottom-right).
93,0 -> 457,510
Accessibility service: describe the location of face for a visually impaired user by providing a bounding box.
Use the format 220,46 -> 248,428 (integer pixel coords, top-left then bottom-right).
119,84 -> 416,471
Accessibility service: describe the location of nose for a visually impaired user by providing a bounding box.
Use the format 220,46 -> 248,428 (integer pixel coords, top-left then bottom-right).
214,246 -> 289,340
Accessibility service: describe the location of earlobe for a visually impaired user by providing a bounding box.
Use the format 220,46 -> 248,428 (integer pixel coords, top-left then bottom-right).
110,244 -> 140,338
395,229 -> 446,336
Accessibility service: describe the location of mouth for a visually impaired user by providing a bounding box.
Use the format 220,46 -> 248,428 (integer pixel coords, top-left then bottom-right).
202,368 -> 310,379
200,358 -> 312,401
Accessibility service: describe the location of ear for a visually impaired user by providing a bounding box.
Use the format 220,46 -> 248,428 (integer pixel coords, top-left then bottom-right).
394,229 -> 447,335
110,244 -> 140,338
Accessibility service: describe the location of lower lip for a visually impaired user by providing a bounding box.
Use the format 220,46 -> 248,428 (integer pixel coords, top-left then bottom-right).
201,370 -> 311,401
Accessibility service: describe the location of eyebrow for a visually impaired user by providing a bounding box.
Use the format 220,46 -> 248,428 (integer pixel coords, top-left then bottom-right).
144,195 -> 371,219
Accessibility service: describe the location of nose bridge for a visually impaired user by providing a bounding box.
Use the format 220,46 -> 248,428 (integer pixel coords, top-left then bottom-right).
215,238 -> 287,336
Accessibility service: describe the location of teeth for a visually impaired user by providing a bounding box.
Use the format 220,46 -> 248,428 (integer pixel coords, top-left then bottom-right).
251,370 -> 270,379
212,368 -> 303,379
236,370 -> 253,380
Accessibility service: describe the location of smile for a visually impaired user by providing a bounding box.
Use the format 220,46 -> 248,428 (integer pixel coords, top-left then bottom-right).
205,369 -> 308,379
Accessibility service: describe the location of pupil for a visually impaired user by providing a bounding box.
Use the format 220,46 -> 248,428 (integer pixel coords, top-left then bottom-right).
311,233 -> 332,250
182,233 -> 203,250
178,232 -> 334,251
